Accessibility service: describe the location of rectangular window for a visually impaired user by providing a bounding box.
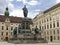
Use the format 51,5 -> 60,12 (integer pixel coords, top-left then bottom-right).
6,32 -> 8,35
40,26 -> 41,30
57,29 -> 59,34
58,36 -> 59,40
2,26 -> 4,30
45,25 -> 46,29
42,26 -> 43,30
54,36 -> 56,40
50,24 -> 52,28
47,24 -> 49,29
50,17 -> 51,21
53,22 -> 55,28
47,18 -> 48,22
11,27 -> 13,30
57,22 -> 59,27
11,32 -> 12,35
1,32 -> 3,36
6,27 -> 8,30
53,30 -> 55,34
50,31 -> 52,35
47,31 -> 49,35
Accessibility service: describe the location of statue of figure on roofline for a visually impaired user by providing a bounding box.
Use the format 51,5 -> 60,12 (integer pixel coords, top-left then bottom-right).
22,5 -> 28,17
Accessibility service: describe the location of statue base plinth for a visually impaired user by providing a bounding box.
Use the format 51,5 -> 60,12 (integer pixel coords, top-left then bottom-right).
8,34 -> 47,44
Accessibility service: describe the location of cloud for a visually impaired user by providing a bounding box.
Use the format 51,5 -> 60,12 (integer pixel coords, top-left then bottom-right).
9,0 -> 14,2
0,0 -> 38,18
0,0 -> 14,14
28,0 -> 39,6
10,9 -> 24,17
28,11 -> 39,19
0,0 -> 8,14
8,3 -> 14,11
17,0 -> 28,4
35,9 -> 41,12
17,0 -> 40,6
56,0 -> 60,3
17,0 -> 22,2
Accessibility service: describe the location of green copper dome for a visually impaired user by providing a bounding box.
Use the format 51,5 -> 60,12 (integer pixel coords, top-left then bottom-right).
4,7 -> 9,18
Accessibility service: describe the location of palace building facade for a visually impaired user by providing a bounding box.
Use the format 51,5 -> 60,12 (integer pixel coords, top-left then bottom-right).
33,3 -> 60,42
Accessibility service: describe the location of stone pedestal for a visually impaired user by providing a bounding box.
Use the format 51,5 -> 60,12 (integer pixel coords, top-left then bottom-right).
8,18 -> 47,44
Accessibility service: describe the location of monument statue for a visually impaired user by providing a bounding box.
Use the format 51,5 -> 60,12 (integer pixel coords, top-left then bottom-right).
18,25 -> 22,33
4,7 -> 9,18
34,26 -> 40,40
13,27 -> 17,37
34,26 -> 39,34
22,5 -> 28,17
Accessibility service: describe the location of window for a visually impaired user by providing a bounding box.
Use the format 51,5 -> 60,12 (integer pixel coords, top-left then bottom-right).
47,24 -> 49,29
53,30 -> 55,34
11,27 -> 13,30
6,32 -> 8,35
54,36 -> 56,40
11,32 -> 12,35
57,29 -> 59,34
47,31 -> 49,35
2,26 -> 4,30
50,24 -> 52,28
53,22 -> 55,28
45,25 -> 46,29
42,19 -> 43,23
47,18 -> 48,22
58,36 -> 59,40
42,26 -> 43,30
50,31 -> 52,35
57,22 -> 59,27
40,26 -> 41,30
1,32 -> 3,36
50,17 -> 51,21
6,27 -> 8,30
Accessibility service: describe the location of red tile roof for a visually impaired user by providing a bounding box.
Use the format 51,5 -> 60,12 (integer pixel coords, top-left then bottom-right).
10,16 -> 22,23
0,15 -> 33,24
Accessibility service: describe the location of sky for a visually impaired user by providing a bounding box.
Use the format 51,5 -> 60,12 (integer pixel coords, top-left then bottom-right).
0,0 -> 60,19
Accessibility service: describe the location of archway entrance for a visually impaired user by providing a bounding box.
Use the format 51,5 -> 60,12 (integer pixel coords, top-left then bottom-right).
5,37 -> 8,41
50,36 -> 53,42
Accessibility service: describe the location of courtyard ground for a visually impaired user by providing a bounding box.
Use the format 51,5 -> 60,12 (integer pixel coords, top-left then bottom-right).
0,41 -> 60,45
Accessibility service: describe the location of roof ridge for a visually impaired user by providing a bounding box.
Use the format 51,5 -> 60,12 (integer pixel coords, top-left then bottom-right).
44,3 -> 60,13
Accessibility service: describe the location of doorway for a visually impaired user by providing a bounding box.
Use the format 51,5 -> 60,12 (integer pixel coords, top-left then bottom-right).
50,36 -> 53,42
5,37 -> 8,41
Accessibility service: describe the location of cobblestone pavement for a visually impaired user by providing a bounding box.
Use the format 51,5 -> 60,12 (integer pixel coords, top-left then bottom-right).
0,42 -> 60,45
